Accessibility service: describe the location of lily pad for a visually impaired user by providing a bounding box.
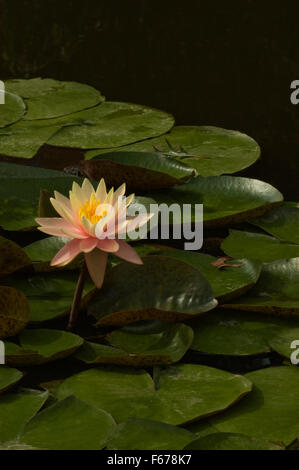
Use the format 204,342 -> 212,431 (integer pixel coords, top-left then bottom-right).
1,271 -> 94,322
88,256 -> 217,327
5,329 -> 84,366
55,363 -> 252,425
148,175 -> 283,228
0,286 -> 30,338
78,150 -> 195,191
155,250 -> 262,303
269,328 -> 299,360
222,258 -> 299,316
250,202 -> 299,244
184,432 -> 283,450
76,323 -> 193,366
0,92 -> 26,128
221,229 -> 299,263
48,101 -> 175,149
190,310 -> 299,356
0,388 -> 48,443
0,367 -> 23,393
106,418 -> 195,450
85,125 -> 260,176
203,366 -> 299,447
20,396 -> 116,450
0,236 -> 31,276
5,78 -> 104,120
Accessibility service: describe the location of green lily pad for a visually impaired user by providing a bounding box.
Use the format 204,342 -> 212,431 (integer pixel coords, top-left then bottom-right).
85,125 -> 260,176
202,366 -> 299,447
76,323 -> 193,366
222,229 -> 299,263
88,256 -> 217,327
269,328 -> 299,360
20,396 -> 116,450
155,250 -> 262,303
184,433 -> 283,450
148,175 -> 283,228
0,286 -> 30,338
0,388 -> 49,443
78,150 -> 196,191
0,367 -> 23,393
190,310 -> 299,356
1,271 -> 94,322
250,202 -> 299,245
106,418 -> 195,450
55,363 -> 252,425
5,329 -> 83,366
0,92 -> 26,128
5,78 -> 104,120
0,236 -> 31,276
48,101 -> 175,149
222,258 -> 299,316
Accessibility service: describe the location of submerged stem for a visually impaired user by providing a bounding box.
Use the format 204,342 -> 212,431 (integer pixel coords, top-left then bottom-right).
67,262 -> 88,330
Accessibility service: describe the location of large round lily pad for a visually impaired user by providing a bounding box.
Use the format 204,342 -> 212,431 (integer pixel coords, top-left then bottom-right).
222,258 -> 299,316
5,329 -> 84,366
0,92 -> 26,128
48,101 -> 175,149
155,250 -> 262,303
0,367 -> 23,394
249,202 -> 299,244
106,418 -> 195,450
202,366 -> 299,447
5,78 -> 104,120
85,125 -> 261,176
0,236 -> 31,276
222,229 -> 299,263
269,328 -> 299,360
88,256 -> 217,326
20,396 -> 116,450
76,323 -> 193,366
184,433 -> 283,450
0,286 -> 30,338
55,363 -> 252,425
148,175 -> 283,228
0,389 -> 48,444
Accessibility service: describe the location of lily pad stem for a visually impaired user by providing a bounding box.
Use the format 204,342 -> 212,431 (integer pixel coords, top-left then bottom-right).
67,262 -> 88,330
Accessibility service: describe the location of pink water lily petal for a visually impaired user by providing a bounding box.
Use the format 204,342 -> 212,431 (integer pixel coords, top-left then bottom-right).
114,239 -> 143,265
36,217 -> 88,239
97,238 -> 119,253
85,249 -> 108,288
37,226 -> 70,238
50,238 -> 82,267
80,238 -> 98,253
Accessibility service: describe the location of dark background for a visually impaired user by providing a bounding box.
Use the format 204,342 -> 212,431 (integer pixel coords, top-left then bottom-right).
0,0 -> 298,199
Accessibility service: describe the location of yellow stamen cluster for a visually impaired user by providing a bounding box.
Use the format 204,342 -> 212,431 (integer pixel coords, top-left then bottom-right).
79,193 -> 107,224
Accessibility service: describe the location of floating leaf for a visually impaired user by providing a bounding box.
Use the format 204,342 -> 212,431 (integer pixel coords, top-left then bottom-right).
5,78 -> 104,120
269,328 -> 299,360
155,250 -> 261,303
85,126 -> 260,176
1,272 -> 94,322
0,236 -> 31,276
6,329 -> 83,366
0,389 -> 48,443
0,92 -> 26,128
20,396 -> 116,450
106,418 -> 195,450
184,432 -> 283,450
222,229 -> 299,263
48,101 -> 175,149
148,176 -> 283,228
0,286 -> 30,338
202,366 -> 299,447
88,256 -> 217,327
76,323 -> 193,366
77,150 -> 195,191
222,258 -> 299,316
0,367 -> 23,393
55,364 -> 252,425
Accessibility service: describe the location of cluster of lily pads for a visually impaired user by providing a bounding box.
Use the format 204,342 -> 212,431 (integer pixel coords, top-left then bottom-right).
0,78 -> 299,450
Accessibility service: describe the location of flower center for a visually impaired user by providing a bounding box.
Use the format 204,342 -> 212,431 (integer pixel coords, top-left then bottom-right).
79,193 -> 107,224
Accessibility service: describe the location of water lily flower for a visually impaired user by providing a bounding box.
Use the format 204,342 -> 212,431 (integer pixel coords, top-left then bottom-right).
36,178 -> 152,288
